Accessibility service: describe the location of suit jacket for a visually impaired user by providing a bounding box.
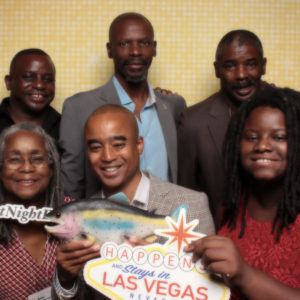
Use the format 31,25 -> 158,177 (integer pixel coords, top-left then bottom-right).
52,173 -> 215,299
59,79 -> 186,200
177,91 -> 231,222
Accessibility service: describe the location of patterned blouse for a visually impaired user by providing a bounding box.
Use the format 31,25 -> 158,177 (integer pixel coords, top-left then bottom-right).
0,232 -> 58,299
0,196 -> 73,299
218,208 -> 300,299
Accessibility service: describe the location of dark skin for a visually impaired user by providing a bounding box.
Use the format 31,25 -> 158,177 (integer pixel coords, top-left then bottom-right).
106,14 -> 156,118
4,53 -> 55,126
1,132 -> 54,265
214,41 -> 266,109
185,107 -> 300,299
57,108 -> 148,289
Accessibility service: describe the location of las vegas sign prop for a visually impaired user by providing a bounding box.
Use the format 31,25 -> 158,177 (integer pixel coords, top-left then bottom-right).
84,209 -> 230,300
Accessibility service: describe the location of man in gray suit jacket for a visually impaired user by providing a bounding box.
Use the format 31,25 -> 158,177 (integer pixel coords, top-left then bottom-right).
60,12 -> 186,200
178,30 -> 267,223
53,105 -> 214,299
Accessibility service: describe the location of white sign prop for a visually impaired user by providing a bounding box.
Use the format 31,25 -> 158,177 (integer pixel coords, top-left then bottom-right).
0,204 -> 53,224
84,209 -> 230,300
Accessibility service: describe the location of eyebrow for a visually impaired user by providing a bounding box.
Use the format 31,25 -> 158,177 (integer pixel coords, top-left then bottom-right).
5,149 -> 44,155
87,136 -> 127,146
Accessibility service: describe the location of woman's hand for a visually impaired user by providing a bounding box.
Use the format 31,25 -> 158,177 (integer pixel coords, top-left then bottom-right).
184,236 -> 250,287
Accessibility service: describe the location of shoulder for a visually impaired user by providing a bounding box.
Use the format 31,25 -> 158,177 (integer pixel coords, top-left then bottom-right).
184,91 -> 223,117
150,174 -> 208,202
63,85 -> 106,107
48,105 -> 61,118
154,91 -> 186,107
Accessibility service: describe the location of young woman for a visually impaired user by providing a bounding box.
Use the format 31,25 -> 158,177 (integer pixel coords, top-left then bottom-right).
185,87 -> 300,299
0,123 -> 64,299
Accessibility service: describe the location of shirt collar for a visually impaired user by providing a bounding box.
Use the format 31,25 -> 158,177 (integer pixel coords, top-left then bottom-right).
101,171 -> 150,210
113,76 -> 156,108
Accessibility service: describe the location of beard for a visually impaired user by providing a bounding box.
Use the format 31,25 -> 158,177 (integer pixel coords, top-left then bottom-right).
123,70 -> 148,84
117,58 -> 150,84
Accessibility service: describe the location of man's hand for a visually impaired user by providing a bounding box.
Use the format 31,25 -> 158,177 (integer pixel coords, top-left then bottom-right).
56,240 -> 101,288
154,87 -> 178,96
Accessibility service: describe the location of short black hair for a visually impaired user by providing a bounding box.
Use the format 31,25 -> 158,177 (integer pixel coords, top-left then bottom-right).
9,48 -> 54,74
222,87 -> 300,240
215,29 -> 264,62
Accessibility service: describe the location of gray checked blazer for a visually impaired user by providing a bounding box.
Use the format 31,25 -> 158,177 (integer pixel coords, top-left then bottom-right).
59,78 -> 186,200
52,173 -> 215,300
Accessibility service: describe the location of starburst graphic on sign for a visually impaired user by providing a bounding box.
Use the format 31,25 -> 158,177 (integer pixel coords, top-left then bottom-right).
155,209 -> 204,255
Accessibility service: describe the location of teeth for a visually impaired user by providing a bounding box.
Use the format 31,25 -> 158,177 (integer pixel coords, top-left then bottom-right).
104,167 -> 118,172
256,159 -> 272,162
31,94 -> 44,100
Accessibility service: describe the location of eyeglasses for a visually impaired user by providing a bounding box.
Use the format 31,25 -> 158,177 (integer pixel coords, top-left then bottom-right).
2,155 -> 51,170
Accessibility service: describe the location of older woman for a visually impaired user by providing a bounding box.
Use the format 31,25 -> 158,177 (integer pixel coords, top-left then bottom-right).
0,123 -> 63,299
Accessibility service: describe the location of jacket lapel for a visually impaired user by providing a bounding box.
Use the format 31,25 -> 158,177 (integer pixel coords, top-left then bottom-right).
98,78 -> 122,105
207,92 -> 231,156
155,95 -> 177,181
147,173 -> 171,213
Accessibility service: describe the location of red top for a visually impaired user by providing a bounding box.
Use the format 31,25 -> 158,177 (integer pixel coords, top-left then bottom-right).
218,208 -> 300,299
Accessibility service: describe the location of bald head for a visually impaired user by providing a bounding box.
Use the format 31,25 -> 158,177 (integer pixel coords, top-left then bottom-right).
109,12 -> 154,42
85,104 -> 144,198
87,105 -> 139,139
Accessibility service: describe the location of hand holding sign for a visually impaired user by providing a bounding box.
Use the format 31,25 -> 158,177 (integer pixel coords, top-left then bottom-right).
184,235 -> 249,287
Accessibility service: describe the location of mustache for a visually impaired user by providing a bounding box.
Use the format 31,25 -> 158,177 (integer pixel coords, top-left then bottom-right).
231,79 -> 255,89
124,58 -> 148,65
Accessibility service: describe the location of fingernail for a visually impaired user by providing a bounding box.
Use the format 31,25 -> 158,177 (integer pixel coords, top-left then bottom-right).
91,244 -> 101,251
83,241 -> 92,247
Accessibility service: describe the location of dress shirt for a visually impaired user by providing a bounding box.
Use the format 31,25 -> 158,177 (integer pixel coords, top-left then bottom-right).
113,76 -> 169,182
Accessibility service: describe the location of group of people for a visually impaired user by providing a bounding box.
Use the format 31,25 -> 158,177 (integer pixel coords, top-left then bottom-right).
0,11 -> 299,300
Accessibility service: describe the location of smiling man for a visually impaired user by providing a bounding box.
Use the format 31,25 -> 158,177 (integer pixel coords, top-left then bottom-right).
177,30 -> 267,223
60,12 -> 186,200
0,48 -> 60,139
52,104 -> 214,299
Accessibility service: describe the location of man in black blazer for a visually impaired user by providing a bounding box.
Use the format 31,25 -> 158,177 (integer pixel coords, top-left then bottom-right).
59,12 -> 186,200
177,30 -> 267,223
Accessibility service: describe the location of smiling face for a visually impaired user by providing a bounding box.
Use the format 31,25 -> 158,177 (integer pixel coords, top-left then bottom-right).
0,131 -> 53,206
5,53 -> 55,113
107,15 -> 156,85
214,41 -> 266,105
240,106 -> 288,183
85,111 -> 144,198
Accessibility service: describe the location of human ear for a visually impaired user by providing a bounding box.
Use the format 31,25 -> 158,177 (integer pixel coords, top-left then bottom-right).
106,42 -> 112,58
4,75 -> 12,91
137,136 -> 144,155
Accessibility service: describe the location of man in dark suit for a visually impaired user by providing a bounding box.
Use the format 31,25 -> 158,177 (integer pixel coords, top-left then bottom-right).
177,30 -> 267,223
59,12 -> 186,200
52,105 -> 214,299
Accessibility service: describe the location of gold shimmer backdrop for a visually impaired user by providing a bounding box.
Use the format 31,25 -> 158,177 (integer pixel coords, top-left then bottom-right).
0,0 -> 300,111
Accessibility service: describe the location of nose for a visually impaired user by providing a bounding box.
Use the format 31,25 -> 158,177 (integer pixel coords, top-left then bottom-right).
129,42 -> 142,56
235,64 -> 248,80
33,77 -> 45,89
19,158 -> 34,172
254,136 -> 272,152
102,146 -> 116,162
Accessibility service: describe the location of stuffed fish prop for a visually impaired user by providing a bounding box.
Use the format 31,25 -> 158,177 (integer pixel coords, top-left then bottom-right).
44,198 -> 185,245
